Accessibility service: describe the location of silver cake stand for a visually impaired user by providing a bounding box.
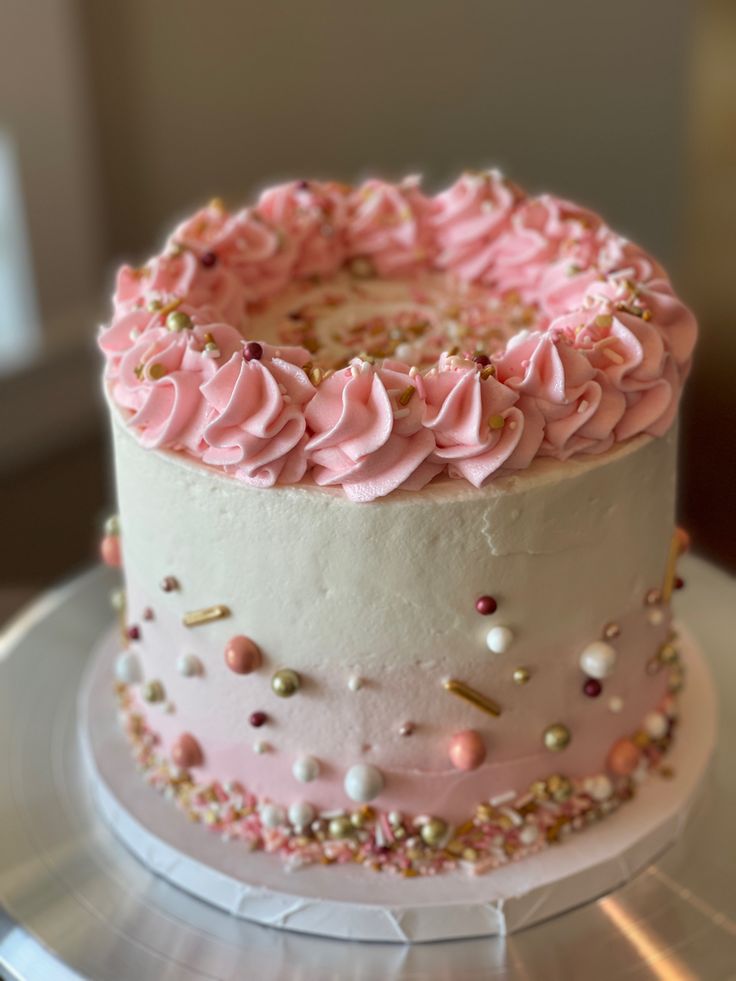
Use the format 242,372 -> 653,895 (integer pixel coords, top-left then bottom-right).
0,555 -> 734,980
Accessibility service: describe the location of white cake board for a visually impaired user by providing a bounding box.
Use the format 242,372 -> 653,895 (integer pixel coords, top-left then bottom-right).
78,624 -> 715,944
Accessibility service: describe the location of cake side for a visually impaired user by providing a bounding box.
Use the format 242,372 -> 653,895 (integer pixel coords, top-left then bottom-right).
111,409 -> 681,838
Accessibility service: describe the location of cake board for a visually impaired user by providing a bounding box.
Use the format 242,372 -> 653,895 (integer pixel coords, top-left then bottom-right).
78,612 -> 716,944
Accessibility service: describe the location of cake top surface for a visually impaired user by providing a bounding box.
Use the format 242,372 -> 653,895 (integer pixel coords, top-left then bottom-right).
100,171 -> 697,501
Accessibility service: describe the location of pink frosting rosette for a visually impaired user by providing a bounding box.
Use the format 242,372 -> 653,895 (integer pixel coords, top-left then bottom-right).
495,331 -> 627,459
106,317 -> 243,452
418,354 -> 541,486
256,180 -> 349,280
200,344 -> 314,487
346,177 -> 434,276
305,359 -> 436,502
432,170 -> 518,282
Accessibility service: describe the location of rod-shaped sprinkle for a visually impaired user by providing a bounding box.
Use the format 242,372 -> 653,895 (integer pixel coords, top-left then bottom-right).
443,678 -> 501,717
182,604 -> 231,627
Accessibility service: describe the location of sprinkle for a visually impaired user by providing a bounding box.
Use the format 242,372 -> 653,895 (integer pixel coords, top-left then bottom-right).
443,678 -> 501,717
480,365 -> 496,380
158,297 -> 183,319
398,721 -> 415,737
161,576 -> 179,592
487,414 -> 505,430
609,696 -> 624,713
595,314 -> 613,328
602,347 -> 624,364
603,622 -> 621,639
183,605 -> 231,627
661,529 -> 683,604
167,310 -> 193,332
347,675 -> 364,692
512,667 -> 530,685
309,366 -> 324,386
148,362 -> 167,380
398,385 -> 416,406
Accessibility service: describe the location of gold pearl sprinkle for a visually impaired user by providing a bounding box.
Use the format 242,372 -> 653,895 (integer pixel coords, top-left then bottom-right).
543,723 -> 571,752
443,678 -> 501,717
658,641 -> 678,665
271,668 -> 301,697
398,385 -> 416,406
143,680 -> 165,703
148,363 -> 167,380
480,364 -> 496,380
603,622 -> 621,640
512,667 -> 531,685
209,197 -> 225,211
488,413 -> 505,430
328,816 -> 353,839
182,605 -> 230,627
595,314 -> 613,329
147,299 -> 163,312
420,817 -> 447,847
547,774 -> 573,802
167,310 -> 193,332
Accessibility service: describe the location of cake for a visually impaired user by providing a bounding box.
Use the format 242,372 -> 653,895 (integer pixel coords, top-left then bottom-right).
98,171 -> 697,877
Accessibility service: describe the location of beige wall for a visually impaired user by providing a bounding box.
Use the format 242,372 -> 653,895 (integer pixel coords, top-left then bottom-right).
80,0 -> 692,276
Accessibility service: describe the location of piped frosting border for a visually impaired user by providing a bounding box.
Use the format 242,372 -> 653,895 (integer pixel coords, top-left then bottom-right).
99,172 -> 697,502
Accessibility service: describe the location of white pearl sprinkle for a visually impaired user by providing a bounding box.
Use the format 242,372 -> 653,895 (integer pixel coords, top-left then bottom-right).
115,651 -> 142,685
176,653 -> 202,677
486,626 -> 514,654
259,803 -> 285,828
585,774 -> 613,801
288,801 -> 316,829
388,810 -> 402,827
292,755 -> 320,783
253,740 -> 270,755
648,608 -> 665,626
347,675 -> 364,692
579,641 -> 617,679
519,824 -> 539,845
395,343 -> 413,360
644,711 -> 668,739
344,763 -> 385,803
608,696 -> 624,713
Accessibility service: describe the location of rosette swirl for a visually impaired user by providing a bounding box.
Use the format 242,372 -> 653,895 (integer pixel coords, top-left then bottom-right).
305,359 -> 436,501
201,344 -> 314,487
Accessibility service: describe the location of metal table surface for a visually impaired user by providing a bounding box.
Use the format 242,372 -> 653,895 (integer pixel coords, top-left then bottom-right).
0,555 -> 734,981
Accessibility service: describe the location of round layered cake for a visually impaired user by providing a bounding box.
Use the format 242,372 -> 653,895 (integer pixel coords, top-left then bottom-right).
99,172 -> 697,876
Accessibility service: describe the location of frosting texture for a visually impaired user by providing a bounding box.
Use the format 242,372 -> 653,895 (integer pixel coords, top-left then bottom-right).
100,171 -> 697,501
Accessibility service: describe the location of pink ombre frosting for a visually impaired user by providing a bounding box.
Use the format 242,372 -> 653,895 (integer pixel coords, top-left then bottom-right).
100,171 -> 697,501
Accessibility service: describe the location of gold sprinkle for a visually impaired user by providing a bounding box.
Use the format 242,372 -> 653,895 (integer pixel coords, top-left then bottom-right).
661,529 -> 682,604
308,367 -> 323,386
443,678 -> 501,717
169,242 -> 185,257
133,364 -> 144,380
480,365 -> 496,380
398,385 -> 416,406
512,667 -> 531,685
158,297 -> 183,319
147,299 -> 163,312
488,414 -> 505,430
209,196 -> 225,211
148,363 -> 167,380
182,605 -> 231,627
642,309 -> 653,321
595,314 -> 613,328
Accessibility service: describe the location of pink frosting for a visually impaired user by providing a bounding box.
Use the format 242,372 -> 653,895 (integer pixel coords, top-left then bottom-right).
346,176 -> 435,275
201,345 -> 313,487
305,359 -> 436,502
100,171 -> 698,501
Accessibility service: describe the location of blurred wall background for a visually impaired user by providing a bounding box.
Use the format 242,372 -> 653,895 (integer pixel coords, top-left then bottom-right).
0,0 -> 733,613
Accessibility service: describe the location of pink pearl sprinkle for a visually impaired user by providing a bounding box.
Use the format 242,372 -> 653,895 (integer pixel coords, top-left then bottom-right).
171,733 -> 203,769
100,535 -> 121,568
449,730 -> 487,771
225,635 -> 262,674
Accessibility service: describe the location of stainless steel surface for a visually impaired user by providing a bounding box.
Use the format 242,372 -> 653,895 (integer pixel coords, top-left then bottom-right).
0,557 -> 734,980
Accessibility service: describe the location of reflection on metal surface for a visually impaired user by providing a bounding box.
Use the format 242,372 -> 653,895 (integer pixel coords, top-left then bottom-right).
599,896 -> 698,981
649,866 -> 736,937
